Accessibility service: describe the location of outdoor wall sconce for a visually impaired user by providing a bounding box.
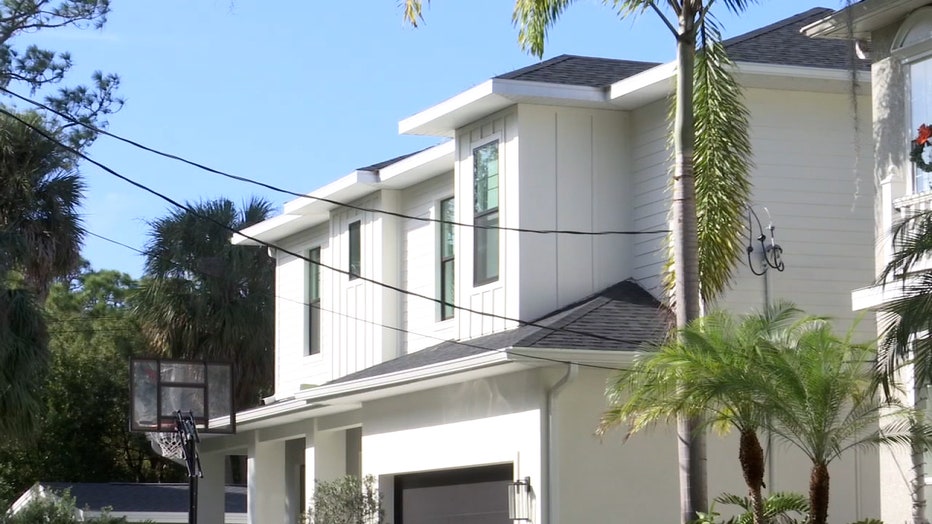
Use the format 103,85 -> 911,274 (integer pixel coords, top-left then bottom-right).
507,477 -> 532,521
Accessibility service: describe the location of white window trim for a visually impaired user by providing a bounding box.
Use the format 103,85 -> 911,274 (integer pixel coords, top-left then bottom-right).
470,134 -> 502,289
437,195 -> 456,323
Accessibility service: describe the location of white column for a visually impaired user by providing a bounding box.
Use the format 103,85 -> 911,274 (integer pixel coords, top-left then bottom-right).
248,436 -> 287,524
197,452 -> 226,524
314,429 -> 346,482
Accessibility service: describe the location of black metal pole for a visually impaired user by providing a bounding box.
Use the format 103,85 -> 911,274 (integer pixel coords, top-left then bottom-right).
188,437 -> 198,524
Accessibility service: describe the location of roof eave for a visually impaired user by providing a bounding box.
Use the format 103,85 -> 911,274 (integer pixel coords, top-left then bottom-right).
802,0 -> 927,40
399,78 -> 610,137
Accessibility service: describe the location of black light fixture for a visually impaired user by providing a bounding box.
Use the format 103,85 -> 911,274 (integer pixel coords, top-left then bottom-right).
507,477 -> 532,521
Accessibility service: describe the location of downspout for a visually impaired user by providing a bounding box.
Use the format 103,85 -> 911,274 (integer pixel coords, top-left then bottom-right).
546,363 -> 578,524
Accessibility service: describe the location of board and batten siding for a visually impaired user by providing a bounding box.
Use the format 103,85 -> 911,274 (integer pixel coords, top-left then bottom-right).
455,109 -> 517,339
274,223 -> 330,395
515,104 -> 635,322
400,172 -> 456,354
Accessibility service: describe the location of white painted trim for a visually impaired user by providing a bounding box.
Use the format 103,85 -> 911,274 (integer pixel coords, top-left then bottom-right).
802,0 -> 929,40
851,279 -> 918,311
81,510 -> 247,523
399,80 -> 497,135
509,347 -> 642,367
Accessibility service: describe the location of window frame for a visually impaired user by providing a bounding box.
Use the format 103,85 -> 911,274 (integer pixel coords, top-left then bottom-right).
439,197 -> 455,320
472,138 -> 500,287
348,220 -> 361,280
306,247 -> 321,356
895,8 -> 932,195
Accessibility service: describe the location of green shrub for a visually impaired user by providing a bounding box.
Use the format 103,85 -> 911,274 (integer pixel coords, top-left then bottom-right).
0,489 -> 130,523
306,475 -> 383,524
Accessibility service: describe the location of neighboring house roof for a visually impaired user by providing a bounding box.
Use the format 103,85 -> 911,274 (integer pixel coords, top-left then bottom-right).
724,7 -> 867,71
38,482 -> 246,514
330,280 -> 671,384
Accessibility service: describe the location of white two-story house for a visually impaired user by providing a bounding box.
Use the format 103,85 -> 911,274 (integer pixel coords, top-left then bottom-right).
195,8 -> 880,524
806,2 -> 932,523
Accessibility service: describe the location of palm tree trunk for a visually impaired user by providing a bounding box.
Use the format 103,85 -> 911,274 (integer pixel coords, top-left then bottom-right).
738,430 -> 766,524
809,462 -> 831,524
913,382 -> 929,524
673,5 -> 706,523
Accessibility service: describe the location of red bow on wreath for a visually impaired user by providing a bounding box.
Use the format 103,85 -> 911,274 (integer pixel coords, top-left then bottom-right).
911,124 -> 932,173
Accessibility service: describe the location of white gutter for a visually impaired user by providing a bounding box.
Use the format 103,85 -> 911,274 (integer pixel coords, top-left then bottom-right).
545,363 -> 578,524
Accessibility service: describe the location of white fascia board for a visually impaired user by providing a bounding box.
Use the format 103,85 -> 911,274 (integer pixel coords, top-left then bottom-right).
231,170 -> 378,246
608,60 -> 869,109
283,170 -> 379,215
509,347 -> 642,368
608,61 -> 677,109
378,140 -> 455,188
852,278 -> 918,311
734,62 -> 872,93
802,0 -> 926,40
399,78 -> 608,137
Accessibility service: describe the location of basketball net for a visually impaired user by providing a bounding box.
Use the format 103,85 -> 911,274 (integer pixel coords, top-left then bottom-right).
147,431 -> 186,465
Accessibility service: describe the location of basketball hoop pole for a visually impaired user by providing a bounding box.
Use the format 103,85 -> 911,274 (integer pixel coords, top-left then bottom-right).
174,411 -> 203,524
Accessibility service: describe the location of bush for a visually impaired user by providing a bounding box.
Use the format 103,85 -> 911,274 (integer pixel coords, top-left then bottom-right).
0,489 -> 131,523
306,475 -> 383,524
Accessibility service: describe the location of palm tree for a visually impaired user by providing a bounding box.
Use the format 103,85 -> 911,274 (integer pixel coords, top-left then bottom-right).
402,2 -> 756,519
0,110 -> 84,301
875,208 -> 932,523
0,110 -> 84,439
763,321 -> 923,524
600,303 -> 803,524
134,197 -> 275,411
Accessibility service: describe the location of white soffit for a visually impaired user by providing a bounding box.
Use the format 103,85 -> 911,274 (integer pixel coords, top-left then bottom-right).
399,78 -> 609,137
802,0 -> 927,40
608,61 -> 676,109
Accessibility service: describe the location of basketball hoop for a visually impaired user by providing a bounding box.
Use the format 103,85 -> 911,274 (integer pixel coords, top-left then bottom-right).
148,431 -> 186,464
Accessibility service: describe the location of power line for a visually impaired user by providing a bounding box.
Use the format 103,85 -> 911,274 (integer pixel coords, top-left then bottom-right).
0,108 -> 651,348
3,87 -> 670,238
86,230 -> 145,255
74,230 -> 635,372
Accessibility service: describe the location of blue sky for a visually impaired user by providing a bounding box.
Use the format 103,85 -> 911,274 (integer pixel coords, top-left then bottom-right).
21,0 -> 845,278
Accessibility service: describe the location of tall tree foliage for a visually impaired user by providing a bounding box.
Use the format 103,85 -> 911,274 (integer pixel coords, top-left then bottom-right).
0,0 -> 122,441
135,198 -> 276,410
0,266 -> 180,509
402,1 -> 757,520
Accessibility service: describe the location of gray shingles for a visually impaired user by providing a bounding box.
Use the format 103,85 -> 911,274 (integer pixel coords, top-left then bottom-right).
328,280 -> 671,385
723,7 -> 867,71
496,55 -> 660,87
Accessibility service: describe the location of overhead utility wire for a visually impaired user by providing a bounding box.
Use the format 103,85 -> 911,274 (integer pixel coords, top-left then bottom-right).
0,110 -> 650,348
75,230 -> 627,371
3,87 -> 668,237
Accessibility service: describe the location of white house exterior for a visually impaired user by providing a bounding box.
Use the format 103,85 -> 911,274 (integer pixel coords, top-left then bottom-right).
806,2 -> 932,523
196,9 -> 880,524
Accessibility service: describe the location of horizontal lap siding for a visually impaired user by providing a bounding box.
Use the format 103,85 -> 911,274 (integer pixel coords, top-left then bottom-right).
631,100 -> 670,300
715,89 -> 875,338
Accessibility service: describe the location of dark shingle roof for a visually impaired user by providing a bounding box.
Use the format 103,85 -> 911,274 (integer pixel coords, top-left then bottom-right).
329,280 -> 670,384
492,8 -> 865,90
496,55 -> 660,87
42,482 -> 246,513
723,7 -> 867,71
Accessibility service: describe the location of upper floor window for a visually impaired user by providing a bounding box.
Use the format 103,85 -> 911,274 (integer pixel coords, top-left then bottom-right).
439,197 -> 455,320
896,7 -> 932,194
307,247 -> 320,355
911,58 -> 932,193
473,141 -> 499,285
348,221 -> 361,280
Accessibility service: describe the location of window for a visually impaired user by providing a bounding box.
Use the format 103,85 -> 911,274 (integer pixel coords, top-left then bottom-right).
307,247 -> 320,355
473,141 -> 499,285
911,58 -> 932,193
439,197 -> 455,320
348,221 -> 361,280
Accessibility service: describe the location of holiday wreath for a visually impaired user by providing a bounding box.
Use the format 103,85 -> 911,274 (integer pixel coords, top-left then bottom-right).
911,124 -> 932,172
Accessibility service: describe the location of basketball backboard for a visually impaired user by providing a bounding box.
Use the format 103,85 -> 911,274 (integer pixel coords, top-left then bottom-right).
130,358 -> 235,434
